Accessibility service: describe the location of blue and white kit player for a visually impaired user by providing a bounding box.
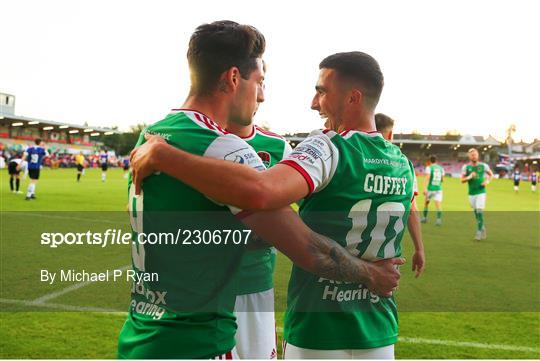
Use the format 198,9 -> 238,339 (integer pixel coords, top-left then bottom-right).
99,150 -> 109,182
22,138 -> 48,200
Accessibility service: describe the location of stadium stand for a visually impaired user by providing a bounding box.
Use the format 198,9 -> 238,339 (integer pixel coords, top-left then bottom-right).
0,92 -> 119,168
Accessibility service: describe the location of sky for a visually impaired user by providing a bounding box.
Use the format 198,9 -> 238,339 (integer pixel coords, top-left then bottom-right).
1,0 -> 539,142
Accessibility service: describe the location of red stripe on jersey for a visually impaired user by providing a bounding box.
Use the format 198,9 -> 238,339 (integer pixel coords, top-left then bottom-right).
207,116 -> 229,134
235,210 -> 253,220
201,115 -> 215,130
322,128 -> 332,134
171,108 -> 214,121
226,351 -> 233,359
195,113 -> 215,130
339,129 -> 380,137
279,160 -> 315,195
238,126 -> 255,139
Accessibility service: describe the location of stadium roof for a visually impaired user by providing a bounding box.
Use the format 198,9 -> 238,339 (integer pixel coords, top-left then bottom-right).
392,134 -> 501,146
0,112 -> 119,134
284,132 -> 502,146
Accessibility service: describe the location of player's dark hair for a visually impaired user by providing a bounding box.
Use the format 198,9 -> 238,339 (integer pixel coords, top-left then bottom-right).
187,20 -> 266,96
319,52 -> 384,109
430,155 -> 437,163
34,138 -> 42,145
375,113 -> 394,132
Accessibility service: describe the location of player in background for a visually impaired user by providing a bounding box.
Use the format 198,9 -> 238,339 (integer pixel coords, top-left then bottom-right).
227,102 -> 292,359
21,138 -> 48,200
461,148 -> 493,240
375,113 -> 425,278
122,157 -> 130,179
531,162 -> 538,192
512,165 -> 521,193
8,152 -> 23,193
422,155 -> 445,225
75,152 -> 85,182
131,51 -> 415,359
99,150 -> 108,182
119,23 -> 402,359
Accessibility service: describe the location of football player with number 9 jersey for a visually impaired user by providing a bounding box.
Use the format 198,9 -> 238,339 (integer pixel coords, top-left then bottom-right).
22,138 -> 47,200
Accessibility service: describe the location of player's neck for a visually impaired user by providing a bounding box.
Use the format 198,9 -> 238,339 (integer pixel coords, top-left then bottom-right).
226,122 -> 254,138
338,113 -> 377,133
181,96 -> 230,129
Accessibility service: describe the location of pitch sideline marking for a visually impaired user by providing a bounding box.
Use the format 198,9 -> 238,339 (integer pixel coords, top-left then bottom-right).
274,327 -> 539,353
1,300 -> 538,353
398,337 -> 539,353
1,211 -> 121,225
32,265 -> 131,304
0,298 -> 124,314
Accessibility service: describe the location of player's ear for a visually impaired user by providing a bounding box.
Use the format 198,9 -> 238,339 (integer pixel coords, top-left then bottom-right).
349,89 -> 362,105
219,67 -> 241,93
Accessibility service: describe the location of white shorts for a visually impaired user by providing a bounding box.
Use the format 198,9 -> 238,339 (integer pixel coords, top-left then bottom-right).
233,288 -> 276,359
469,193 -> 487,209
426,190 -> 443,202
283,341 -> 394,359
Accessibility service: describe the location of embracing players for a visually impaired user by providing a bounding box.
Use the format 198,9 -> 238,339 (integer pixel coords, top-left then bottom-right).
131,51 -> 416,359
119,22 -> 402,359
461,148 -> 493,240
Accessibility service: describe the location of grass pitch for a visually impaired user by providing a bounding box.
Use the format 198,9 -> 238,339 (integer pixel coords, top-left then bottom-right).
1,168 -> 539,358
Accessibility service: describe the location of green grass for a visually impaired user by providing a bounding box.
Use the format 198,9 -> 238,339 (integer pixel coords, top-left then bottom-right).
1,168 -> 539,358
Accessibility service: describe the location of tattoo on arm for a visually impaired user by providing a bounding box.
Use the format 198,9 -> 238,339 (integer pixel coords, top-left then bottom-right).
308,231 -> 370,284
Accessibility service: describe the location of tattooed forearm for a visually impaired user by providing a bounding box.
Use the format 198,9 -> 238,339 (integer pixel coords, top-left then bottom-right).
308,231 -> 372,285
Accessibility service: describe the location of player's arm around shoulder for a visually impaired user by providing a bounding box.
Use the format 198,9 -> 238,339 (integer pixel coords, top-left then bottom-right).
130,132 -> 310,210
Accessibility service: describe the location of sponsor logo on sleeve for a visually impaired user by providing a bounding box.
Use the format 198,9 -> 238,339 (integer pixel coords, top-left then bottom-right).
225,148 -> 265,171
288,137 -> 331,165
